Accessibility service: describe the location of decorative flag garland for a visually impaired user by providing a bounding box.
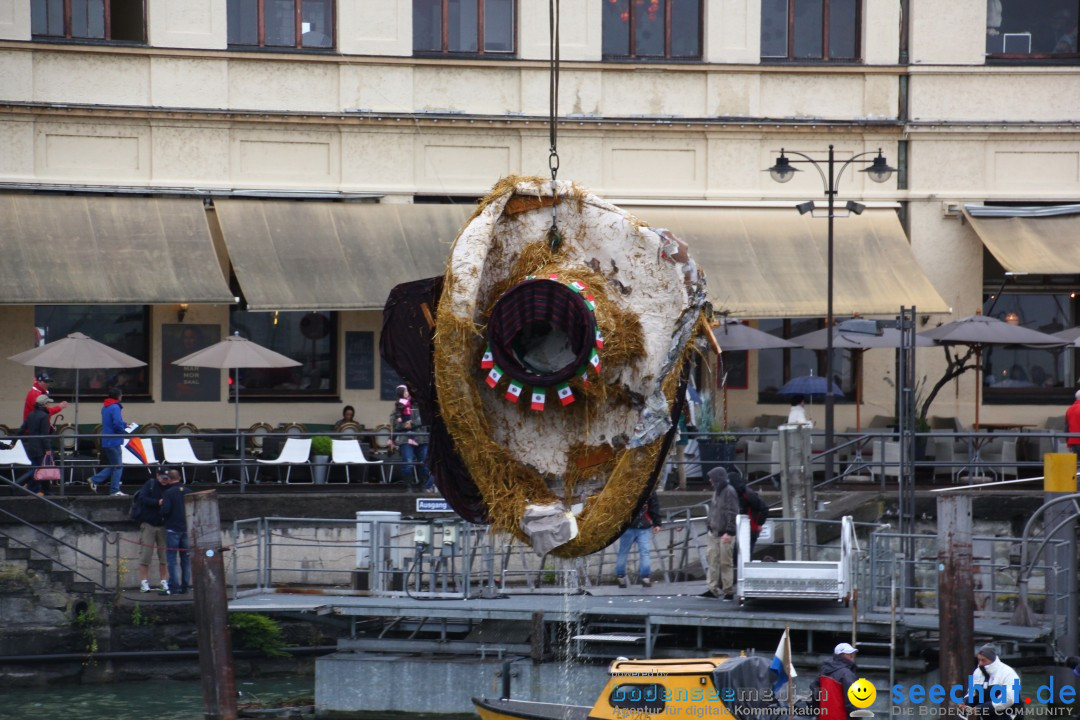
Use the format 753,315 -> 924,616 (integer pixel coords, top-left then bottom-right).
479,276 -> 608,408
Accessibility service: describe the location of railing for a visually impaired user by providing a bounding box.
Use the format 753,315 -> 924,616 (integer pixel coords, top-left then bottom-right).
0,478 -> 117,590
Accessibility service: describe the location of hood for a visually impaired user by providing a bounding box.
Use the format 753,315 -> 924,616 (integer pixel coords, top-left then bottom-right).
708,466 -> 729,492
821,655 -> 856,675
103,398 -> 122,408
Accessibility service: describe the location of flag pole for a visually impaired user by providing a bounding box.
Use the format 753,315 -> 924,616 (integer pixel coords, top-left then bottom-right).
787,625 -> 795,716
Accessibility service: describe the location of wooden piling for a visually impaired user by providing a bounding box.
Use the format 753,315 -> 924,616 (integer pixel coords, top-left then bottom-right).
936,494 -> 973,703
186,490 -> 237,720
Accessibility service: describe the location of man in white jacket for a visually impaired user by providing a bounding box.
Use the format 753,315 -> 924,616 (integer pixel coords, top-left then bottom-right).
961,644 -> 1021,717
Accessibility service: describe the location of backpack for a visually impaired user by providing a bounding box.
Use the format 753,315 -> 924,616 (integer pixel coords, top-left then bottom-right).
128,488 -> 144,522
743,489 -> 769,532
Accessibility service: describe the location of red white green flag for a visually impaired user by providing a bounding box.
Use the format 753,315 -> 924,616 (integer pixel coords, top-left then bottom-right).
569,280 -> 587,293
584,295 -> 596,311
556,382 -> 574,406
595,329 -> 604,349
485,365 -> 504,388
505,379 -> 524,403
530,388 -> 546,411
480,346 -> 494,369
548,274 -> 560,281
589,348 -> 601,372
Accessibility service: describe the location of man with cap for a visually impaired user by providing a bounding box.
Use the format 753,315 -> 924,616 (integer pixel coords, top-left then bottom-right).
23,373 -> 68,421
812,643 -> 860,718
961,644 -> 1020,717
6,394 -> 56,494
705,467 -> 740,599
133,468 -> 171,593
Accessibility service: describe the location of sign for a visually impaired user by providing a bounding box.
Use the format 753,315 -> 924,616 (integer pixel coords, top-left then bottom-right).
344,331 -> 375,390
380,358 -> 403,401
416,498 -> 451,513
161,324 -> 221,402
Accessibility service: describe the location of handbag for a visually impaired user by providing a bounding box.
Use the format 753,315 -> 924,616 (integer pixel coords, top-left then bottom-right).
34,452 -> 62,482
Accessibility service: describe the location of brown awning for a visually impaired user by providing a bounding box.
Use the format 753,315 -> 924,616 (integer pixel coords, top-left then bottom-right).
962,206 -> 1080,274
0,194 -> 234,304
215,200 -> 471,311
624,206 -> 950,318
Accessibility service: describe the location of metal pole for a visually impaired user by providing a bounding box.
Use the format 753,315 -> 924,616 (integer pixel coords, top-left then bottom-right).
937,494 -> 974,705
825,145 -> 836,484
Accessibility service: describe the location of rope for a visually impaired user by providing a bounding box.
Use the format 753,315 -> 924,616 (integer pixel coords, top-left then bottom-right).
547,0 -> 562,252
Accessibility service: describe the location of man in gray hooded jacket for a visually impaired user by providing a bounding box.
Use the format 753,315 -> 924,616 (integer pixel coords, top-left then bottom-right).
706,467 -> 740,599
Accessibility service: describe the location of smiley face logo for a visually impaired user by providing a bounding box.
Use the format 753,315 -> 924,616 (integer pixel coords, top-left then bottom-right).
848,678 -> 876,708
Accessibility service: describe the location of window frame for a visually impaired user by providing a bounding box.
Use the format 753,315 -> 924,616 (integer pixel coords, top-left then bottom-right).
228,309 -> 340,401
227,0 -> 336,51
760,0 -> 862,63
31,0 -> 147,44
601,0 -> 704,61
985,1 -> 1080,62
412,0 -> 517,57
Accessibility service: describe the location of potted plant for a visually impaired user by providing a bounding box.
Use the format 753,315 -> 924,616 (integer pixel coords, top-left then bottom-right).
310,435 -> 332,484
696,392 -> 738,476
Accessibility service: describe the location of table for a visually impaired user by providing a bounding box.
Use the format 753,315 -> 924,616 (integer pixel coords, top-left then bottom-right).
977,422 -> 1036,432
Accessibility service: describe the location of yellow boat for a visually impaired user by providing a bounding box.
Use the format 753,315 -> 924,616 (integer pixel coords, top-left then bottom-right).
473,655 -> 781,720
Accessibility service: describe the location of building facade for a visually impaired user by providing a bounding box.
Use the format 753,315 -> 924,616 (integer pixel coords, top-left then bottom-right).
0,0 -> 1078,434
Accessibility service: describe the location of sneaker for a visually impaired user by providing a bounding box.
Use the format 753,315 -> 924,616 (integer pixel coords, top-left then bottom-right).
617,576 -> 628,588
159,580 -> 169,592
140,580 -> 151,593
641,578 -> 652,588
723,593 -> 735,601
111,491 -> 129,497
88,481 -> 98,493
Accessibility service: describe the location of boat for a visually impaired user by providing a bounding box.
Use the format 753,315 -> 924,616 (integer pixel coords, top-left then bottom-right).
473,655 -> 790,720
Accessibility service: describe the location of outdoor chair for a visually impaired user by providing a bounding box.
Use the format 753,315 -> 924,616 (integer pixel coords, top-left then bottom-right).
173,422 -> 199,435
247,422 -> 274,456
979,438 -> 1018,480
162,437 -> 222,483
257,437 -> 312,484
122,437 -> 159,465
868,440 -> 901,483
331,439 -> 384,483
0,440 -> 33,483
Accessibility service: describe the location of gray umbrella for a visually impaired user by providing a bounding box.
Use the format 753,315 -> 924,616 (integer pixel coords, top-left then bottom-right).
8,331 -> 147,430
1052,326 -> 1080,345
711,320 -> 798,429
919,314 -> 1065,429
173,333 -> 301,450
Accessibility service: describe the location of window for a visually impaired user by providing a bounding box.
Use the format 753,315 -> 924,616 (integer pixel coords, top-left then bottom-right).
31,0 -> 146,43
602,0 -> 702,59
227,0 -> 334,49
413,0 -> 515,55
757,318 -> 854,402
761,0 -> 860,61
229,310 -> 337,398
33,305 -> 151,398
982,293 -> 1072,403
986,0 -> 1078,59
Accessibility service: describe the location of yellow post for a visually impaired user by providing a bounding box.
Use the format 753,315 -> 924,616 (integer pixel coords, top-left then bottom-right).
1043,453 -> 1078,493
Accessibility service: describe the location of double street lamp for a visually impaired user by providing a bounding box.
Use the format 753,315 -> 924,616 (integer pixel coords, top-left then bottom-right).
766,145 -> 897,482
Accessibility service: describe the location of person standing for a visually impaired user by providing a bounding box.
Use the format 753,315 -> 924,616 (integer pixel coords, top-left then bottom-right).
391,385 -> 430,489
787,395 -> 812,426
134,469 -> 170,593
615,489 -> 662,588
1066,389 -> 1080,454
22,372 -> 68,421
813,643 -> 860,720
705,467 -> 739,600
11,394 -> 56,495
158,469 -> 191,595
88,388 -> 128,496
960,644 -> 1020,717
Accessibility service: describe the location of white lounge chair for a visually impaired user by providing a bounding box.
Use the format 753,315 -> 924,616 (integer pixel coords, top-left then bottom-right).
331,439 -> 384,484
257,438 -> 312,484
122,437 -> 159,465
0,440 -> 33,483
162,437 -> 221,483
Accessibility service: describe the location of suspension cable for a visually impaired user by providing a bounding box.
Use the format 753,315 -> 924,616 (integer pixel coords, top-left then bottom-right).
547,0 -> 562,251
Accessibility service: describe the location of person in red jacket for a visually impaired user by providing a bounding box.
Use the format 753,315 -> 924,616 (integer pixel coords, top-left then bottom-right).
23,373 -> 68,421
1066,389 -> 1080,454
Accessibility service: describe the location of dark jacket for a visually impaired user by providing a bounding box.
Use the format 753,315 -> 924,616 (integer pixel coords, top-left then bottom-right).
16,406 -> 53,458
707,467 -> 739,537
730,475 -> 769,530
629,491 -> 662,529
100,398 -> 125,449
135,477 -> 168,526
160,484 -> 190,533
817,654 -> 859,714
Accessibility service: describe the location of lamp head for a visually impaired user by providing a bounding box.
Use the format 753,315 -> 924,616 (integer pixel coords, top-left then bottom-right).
767,153 -> 799,183
861,150 -> 896,184
845,200 -> 866,215
796,200 -> 816,215
177,303 -> 189,323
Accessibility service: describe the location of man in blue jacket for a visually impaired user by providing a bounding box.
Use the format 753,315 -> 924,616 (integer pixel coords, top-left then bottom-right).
88,388 -> 128,496
158,469 -> 191,595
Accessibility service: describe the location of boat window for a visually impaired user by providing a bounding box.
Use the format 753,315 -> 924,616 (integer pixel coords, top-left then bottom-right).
609,683 -> 666,713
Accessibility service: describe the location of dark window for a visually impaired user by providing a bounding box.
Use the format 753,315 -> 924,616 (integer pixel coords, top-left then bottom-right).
31,0 -> 145,43
33,305 -> 151,398
761,0 -> 861,61
413,0 -> 516,55
229,310 -> 337,398
986,0 -> 1079,59
227,0 -> 334,49
602,0 -> 702,59
757,318 -> 854,403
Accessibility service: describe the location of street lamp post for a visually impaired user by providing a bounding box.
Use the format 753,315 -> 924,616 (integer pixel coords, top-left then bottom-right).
766,145 -> 896,482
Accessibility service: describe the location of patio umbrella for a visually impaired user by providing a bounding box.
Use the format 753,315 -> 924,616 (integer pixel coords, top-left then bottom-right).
1052,326 -> 1080,345
919,313 -> 1065,430
790,327 -> 933,430
8,331 -> 147,431
173,333 -> 300,450
778,375 -> 845,398
712,320 -> 799,428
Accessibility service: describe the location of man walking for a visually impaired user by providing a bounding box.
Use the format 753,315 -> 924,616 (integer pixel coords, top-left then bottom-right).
23,373 -> 67,421
133,469 -> 171,593
88,388 -> 128,496
158,470 -> 191,595
813,643 -> 860,720
706,467 -> 740,600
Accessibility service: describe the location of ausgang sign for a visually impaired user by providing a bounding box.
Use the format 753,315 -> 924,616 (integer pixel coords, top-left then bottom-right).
416,498 -> 451,513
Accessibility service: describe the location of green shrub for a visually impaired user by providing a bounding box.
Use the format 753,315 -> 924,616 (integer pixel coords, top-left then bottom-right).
310,436 -> 333,457
229,612 -> 289,658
